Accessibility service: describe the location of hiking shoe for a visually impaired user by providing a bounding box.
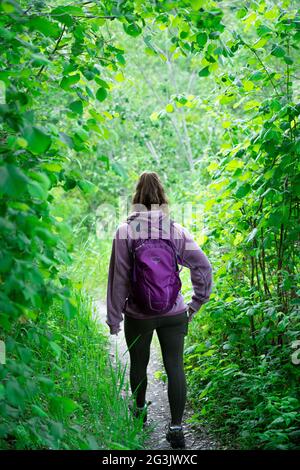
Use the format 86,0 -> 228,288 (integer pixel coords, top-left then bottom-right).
166,423 -> 186,449
129,401 -> 151,424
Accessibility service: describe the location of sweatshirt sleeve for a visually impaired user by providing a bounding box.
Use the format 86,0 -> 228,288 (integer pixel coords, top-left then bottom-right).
174,225 -> 213,313
106,224 -> 131,334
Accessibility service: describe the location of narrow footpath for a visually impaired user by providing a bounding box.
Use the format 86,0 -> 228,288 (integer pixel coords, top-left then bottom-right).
94,299 -> 220,450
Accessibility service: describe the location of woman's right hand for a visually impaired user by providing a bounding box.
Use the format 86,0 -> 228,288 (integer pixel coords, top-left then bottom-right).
187,307 -> 196,322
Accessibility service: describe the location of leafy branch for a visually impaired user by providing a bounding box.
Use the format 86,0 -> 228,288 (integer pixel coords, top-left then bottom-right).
37,24 -> 67,77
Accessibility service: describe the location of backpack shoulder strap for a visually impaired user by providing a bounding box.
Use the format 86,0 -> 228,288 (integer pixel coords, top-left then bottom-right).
168,218 -> 184,272
126,213 -> 141,262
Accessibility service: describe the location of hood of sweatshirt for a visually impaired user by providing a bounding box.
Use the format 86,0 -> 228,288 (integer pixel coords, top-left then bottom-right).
126,210 -> 174,240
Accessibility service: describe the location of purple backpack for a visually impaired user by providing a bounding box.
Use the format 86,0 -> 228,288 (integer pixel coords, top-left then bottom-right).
128,215 -> 182,315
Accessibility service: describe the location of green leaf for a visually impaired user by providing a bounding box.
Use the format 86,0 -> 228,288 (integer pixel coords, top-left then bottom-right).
29,171 -> 51,190
32,404 -> 49,418
29,17 -> 61,38
50,341 -> 62,359
6,379 -> 25,407
264,168 -> 275,180
235,183 -> 251,199
94,77 -> 109,88
75,129 -> 89,142
249,71 -> 265,81
1,2 -> 16,13
50,396 -> 81,416
257,24 -> 273,37
124,23 -> 142,38
59,132 -> 74,148
0,27 -> 14,41
60,74 -> 80,91
63,177 -> 77,191
50,421 -> 64,439
37,376 -> 55,392
51,6 -> 83,16
0,164 -> 29,197
284,56 -> 293,65
196,32 -> 208,48
116,53 -> 126,65
77,179 -> 97,194
199,66 -> 210,77
41,162 -> 63,172
28,172 -> 50,200
0,252 -> 12,273
180,31 -> 189,39
63,298 -> 77,320
243,80 -> 254,92
18,346 -> 32,363
0,383 -> 4,400
23,126 -> 52,154
96,87 -> 108,102
31,53 -> 51,67
97,154 -> 109,170
225,159 -> 244,171
271,45 -> 285,58
68,100 -> 83,115
111,161 -> 127,178
190,0 -> 205,9
34,227 -> 58,246
236,8 -> 247,19
51,6 -> 82,26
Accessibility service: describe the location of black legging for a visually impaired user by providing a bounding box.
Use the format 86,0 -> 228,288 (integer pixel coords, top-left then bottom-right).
124,311 -> 188,426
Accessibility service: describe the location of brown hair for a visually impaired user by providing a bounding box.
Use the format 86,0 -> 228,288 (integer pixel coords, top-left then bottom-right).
132,172 -> 168,211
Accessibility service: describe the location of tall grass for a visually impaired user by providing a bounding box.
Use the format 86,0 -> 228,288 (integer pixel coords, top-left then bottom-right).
67,235 -> 111,299
58,293 -> 150,449
1,293 -> 149,450
44,293 -> 149,450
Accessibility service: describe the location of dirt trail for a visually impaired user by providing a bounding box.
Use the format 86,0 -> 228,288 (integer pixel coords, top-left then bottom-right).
93,299 -> 219,450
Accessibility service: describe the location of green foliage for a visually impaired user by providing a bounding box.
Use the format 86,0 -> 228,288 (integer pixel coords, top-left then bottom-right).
0,0 -> 299,451
96,87 -> 108,102
0,294 -> 146,449
185,296 -> 300,449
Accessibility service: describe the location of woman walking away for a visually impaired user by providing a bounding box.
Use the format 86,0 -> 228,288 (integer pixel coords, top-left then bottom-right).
106,171 -> 213,449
